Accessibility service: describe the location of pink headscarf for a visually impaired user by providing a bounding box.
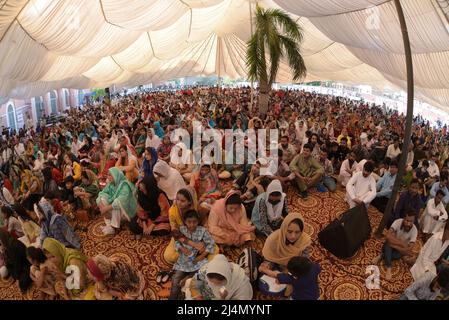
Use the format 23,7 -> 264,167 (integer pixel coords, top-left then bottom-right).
209,190 -> 255,235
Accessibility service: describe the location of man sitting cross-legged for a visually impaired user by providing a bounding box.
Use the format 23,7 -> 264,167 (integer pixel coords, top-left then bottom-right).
372,211 -> 418,280
289,143 -> 324,199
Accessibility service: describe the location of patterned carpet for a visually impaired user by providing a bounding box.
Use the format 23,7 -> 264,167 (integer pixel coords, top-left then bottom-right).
0,187 -> 419,300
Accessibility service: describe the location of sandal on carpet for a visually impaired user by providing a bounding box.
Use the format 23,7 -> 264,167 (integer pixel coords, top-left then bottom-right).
156,271 -> 166,284
161,271 -> 171,284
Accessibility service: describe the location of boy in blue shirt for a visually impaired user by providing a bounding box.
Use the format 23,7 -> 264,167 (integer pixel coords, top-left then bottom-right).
276,256 -> 321,300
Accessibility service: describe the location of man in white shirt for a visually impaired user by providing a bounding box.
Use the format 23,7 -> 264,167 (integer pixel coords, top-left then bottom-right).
372,212 -> 418,280
401,268 -> 449,300
421,190 -> 448,242
411,222 -> 449,281
338,152 -> 357,187
71,135 -> 82,156
345,160 -> 377,209
2,146 -> 12,164
427,153 -> 441,186
386,138 -> 401,161
13,139 -> 25,158
25,115 -> 34,131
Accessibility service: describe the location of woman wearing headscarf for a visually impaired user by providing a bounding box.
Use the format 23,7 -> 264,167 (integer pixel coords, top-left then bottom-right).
10,204 -> 41,247
63,152 -> 82,183
295,119 -> 308,146
141,147 -> 159,178
157,136 -> 174,162
0,230 -> 32,292
115,145 -> 138,183
190,163 -> 221,219
35,198 -> 81,249
185,254 -> 253,300
153,121 -> 165,139
42,237 -> 87,294
88,138 -> 104,163
92,151 -> 117,182
207,191 -> 255,247
19,169 -> 42,211
153,161 -> 186,202
261,213 -> 311,268
96,167 -> 137,236
163,188 -> 219,265
114,131 -> 138,159
170,143 -> 195,182
134,127 -> 147,156
85,254 -> 145,300
129,176 -> 171,240
85,123 -> 98,140
251,179 -> 288,237
145,128 -> 162,150
26,140 -> 35,159
32,151 -> 45,172
42,166 -> 60,197
78,135 -> 93,159
0,178 -> 15,206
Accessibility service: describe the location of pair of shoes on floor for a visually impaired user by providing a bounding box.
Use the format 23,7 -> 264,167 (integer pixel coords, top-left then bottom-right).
156,270 -> 173,284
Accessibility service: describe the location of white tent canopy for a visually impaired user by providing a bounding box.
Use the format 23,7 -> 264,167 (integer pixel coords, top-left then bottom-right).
0,0 -> 449,111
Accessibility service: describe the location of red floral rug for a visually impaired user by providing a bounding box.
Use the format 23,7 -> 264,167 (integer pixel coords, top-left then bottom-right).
0,187 -> 417,300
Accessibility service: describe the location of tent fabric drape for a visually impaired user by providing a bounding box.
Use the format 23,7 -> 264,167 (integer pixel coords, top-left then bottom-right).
0,0 -> 448,112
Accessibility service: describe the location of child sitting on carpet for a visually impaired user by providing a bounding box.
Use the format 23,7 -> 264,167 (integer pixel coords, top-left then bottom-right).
169,210 -> 215,300
27,246 -> 71,300
1,206 -> 24,239
259,256 -> 320,300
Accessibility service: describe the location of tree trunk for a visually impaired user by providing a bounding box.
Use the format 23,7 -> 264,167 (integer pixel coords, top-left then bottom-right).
258,81 -> 269,118
375,0 -> 414,236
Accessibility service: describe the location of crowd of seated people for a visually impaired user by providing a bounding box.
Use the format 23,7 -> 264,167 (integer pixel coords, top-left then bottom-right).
0,86 -> 448,300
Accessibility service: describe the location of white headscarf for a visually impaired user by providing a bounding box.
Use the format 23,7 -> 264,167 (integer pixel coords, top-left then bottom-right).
153,161 -> 186,201
33,151 -> 45,171
170,142 -> 192,166
265,179 -> 286,221
145,128 -> 161,149
204,254 -> 253,300
295,119 -> 307,142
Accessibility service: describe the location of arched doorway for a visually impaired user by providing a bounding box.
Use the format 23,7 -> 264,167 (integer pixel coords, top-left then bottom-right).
50,91 -> 57,114
7,104 -> 16,131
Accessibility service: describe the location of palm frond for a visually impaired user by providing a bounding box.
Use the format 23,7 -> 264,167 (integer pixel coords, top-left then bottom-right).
279,35 -> 307,81
246,4 -> 307,89
266,8 -> 303,43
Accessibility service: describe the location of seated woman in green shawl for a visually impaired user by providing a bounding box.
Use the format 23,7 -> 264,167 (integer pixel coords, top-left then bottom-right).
42,237 -> 88,295
96,168 -> 137,236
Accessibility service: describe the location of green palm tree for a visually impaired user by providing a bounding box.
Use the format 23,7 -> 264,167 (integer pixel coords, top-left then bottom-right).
246,5 -> 307,116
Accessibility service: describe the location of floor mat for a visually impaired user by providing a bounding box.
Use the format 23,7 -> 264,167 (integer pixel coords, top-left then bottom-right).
0,188 -> 417,300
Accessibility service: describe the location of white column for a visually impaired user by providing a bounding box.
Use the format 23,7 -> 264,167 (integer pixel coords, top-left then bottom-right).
30,98 -> 38,126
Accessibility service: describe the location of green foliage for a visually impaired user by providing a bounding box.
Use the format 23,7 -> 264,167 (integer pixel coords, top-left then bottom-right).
246,5 -> 307,89
92,88 -> 107,98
